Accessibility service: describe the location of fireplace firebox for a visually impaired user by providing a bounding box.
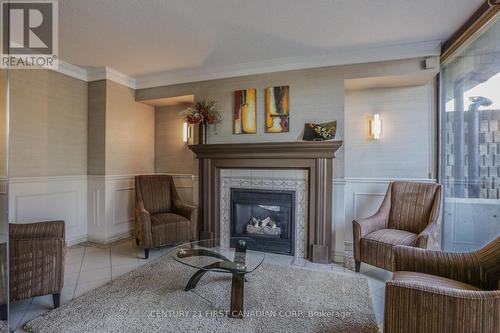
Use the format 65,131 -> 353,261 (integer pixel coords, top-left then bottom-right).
230,188 -> 295,255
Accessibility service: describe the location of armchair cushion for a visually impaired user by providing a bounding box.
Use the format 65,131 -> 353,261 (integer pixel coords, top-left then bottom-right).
364,229 -> 417,246
361,229 -> 417,270
151,213 -> 189,225
392,271 -> 481,291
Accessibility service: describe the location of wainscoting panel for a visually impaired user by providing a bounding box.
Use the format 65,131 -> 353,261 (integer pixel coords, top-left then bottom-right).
112,187 -> 135,226
9,174 -> 197,246
9,176 -> 88,245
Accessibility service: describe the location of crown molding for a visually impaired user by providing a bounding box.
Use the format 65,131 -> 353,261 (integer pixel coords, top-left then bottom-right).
49,39 -> 440,90
53,60 -> 88,81
86,67 -> 137,89
51,62 -> 137,89
134,39 -> 442,89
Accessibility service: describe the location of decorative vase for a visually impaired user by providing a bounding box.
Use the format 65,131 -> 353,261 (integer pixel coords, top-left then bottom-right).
198,123 -> 207,144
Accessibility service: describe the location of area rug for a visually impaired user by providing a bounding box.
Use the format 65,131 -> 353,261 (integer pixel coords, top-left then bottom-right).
25,256 -> 379,333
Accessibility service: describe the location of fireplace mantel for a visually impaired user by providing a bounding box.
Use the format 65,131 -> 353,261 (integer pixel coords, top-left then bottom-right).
189,141 -> 342,159
189,140 -> 343,263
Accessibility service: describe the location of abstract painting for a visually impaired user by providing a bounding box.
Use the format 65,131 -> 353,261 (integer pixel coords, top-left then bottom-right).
234,88 -> 257,134
265,86 -> 289,133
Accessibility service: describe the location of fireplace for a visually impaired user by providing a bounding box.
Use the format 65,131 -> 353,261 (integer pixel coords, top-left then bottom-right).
189,141 -> 342,263
230,188 -> 295,255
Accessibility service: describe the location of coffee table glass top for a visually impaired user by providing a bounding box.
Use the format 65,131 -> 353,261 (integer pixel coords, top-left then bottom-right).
169,238 -> 265,274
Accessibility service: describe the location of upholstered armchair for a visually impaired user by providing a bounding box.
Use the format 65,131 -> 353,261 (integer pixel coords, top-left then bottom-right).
352,181 -> 442,271
9,221 -> 66,309
385,237 -> 500,333
135,175 -> 198,259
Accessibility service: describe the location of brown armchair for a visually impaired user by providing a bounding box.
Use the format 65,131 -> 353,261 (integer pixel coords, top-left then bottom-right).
352,181 -> 442,271
384,237 -> 500,333
9,221 -> 66,309
135,175 -> 198,259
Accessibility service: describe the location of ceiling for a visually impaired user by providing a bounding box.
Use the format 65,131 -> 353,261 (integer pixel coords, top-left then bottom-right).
58,0 -> 483,86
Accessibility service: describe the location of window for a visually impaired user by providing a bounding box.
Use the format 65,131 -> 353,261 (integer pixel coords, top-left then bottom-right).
440,14 -> 500,251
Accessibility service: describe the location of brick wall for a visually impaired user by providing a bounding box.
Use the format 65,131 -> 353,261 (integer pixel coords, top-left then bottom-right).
444,109 -> 500,199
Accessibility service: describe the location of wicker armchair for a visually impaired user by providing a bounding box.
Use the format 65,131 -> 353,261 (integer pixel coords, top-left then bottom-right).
352,181 -> 442,271
9,221 -> 66,309
135,175 -> 198,259
385,237 -> 500,333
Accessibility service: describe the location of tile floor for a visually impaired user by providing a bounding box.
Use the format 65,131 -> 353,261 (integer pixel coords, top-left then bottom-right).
9,239 -> 390,332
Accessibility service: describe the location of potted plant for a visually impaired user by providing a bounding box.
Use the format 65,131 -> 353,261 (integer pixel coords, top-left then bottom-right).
183,98 -> 222,144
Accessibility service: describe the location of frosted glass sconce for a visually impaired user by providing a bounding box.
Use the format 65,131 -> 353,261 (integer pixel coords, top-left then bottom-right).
183,122 -> 191,143
369,114 -> 382,140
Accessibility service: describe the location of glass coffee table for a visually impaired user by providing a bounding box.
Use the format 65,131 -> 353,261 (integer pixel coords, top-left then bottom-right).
169,238 -> 265,318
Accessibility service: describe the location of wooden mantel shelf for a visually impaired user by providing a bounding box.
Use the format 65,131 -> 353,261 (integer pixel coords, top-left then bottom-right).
189,140 -> 343,264
189,140 -> 343,159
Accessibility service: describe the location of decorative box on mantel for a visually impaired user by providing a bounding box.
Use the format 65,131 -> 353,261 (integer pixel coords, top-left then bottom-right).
189,141 -> 343,264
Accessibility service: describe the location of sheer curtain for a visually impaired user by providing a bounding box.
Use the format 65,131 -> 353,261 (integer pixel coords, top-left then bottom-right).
440,15 -> 500,251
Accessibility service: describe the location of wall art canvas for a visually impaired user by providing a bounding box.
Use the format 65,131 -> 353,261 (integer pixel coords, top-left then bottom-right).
265,86 -> 289,133
234,88 -> 257,134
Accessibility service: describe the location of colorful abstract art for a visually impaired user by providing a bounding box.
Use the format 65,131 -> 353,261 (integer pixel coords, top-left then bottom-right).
265,86 -> 289,133
234,88 -> 257,134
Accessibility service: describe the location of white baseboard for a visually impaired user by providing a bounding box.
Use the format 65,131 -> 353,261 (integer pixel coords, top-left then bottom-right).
87,230 -> 133,245
67,235 -> 88,247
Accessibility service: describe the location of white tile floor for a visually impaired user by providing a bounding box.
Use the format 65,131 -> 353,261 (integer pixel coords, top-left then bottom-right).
9,239 -> 390,332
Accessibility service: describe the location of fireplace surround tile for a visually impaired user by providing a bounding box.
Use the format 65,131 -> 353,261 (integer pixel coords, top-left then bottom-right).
220,169 -> 308,258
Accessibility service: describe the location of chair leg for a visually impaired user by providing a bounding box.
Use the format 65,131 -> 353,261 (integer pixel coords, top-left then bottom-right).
52,293 -> 61,308
355,260 -> 361,272
144,248 -> 149,259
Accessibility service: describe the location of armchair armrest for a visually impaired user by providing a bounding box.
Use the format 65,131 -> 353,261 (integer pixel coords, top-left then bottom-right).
173,200 -> 196,219
393,245 -> 482,288
10,220 -> 65,240
352,211 -> 389,263
173,200 -> 198,240
353,212 -> 387,239
415,221 -> 439,249
135,202 -> 153,248
384,281 -> 500,333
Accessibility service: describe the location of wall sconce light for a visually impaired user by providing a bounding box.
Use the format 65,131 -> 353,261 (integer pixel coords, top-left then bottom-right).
369,114 -> 382,140
183,122 -> 191,143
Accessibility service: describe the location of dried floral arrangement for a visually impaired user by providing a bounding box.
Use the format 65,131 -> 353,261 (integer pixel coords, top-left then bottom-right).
183,98 -> 222,125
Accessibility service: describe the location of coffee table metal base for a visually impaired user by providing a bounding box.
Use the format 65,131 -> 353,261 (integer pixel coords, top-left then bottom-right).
180,245 -> 248,318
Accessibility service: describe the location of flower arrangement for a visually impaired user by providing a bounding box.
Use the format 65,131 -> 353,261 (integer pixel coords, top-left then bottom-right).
183,98 -> 222,125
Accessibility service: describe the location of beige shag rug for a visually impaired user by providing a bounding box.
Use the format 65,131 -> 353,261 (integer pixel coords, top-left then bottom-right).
25,256 -> 378,333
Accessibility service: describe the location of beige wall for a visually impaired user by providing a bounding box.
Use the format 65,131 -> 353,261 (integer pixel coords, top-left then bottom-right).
9,70 -> 88,177
155,103 -> 195,175
345,82 -> 437,179
105,80 -> 155,175
87,80 -> 107,175
137,57 -> 437,179
9,73 -> 154,177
